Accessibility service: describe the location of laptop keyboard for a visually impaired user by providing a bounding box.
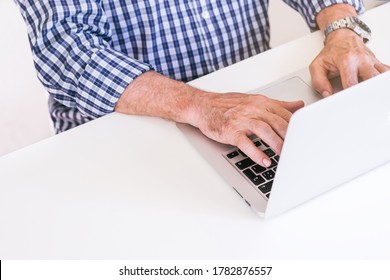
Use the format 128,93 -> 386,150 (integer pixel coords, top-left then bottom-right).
224,139 -> 279,199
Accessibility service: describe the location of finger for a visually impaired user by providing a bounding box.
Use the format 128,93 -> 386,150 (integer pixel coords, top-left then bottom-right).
338,58 -> 359,89
250,121 -> 284,156
310,62 -> 334,97
358,63 -> 380,81
235,134 -> 273,168
374,62 -> 390,73
258,100 -> 303,139
251,113 -> 289,139
265,101 -> 293,123
273,100 -> 305,114
265,100 -> 304,125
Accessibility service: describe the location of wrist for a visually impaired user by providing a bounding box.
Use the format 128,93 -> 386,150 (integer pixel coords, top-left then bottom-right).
316,4 -> 358,31
183,88 -> 213,128
325,25 -> 365,46
324,16 -> 371,44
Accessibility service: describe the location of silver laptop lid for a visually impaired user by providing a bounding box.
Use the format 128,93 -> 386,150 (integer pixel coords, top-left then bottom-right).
266,70 -> 390,218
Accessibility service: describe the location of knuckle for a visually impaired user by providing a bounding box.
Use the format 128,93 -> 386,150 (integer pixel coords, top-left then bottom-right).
232,131 -> 248,147
343,76 -> 357,88
241,103 -> 259,113
274,118 -> 288,132
309,58 -> 321,70
280,108 -> 292,120
339,54 -> 354,67
255,121 -> 272,133
253,94 -> 269,104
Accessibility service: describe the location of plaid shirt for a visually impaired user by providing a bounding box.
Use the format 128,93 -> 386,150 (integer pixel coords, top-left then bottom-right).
15,0 -> 363,132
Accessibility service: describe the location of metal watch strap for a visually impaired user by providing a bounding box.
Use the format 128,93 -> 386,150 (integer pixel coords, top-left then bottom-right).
324,16 -> 371,44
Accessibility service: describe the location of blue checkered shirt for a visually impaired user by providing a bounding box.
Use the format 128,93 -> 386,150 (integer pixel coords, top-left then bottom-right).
15,0 -> 363,132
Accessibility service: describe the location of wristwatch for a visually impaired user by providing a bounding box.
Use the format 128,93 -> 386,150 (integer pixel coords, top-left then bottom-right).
324,16 -> 371,44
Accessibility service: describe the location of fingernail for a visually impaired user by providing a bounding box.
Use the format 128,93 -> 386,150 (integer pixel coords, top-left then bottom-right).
322,91 -> 331,97
263,158 -> 271,167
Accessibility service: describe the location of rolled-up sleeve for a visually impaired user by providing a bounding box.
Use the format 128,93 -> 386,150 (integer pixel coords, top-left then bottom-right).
15,0 -> 153,118
282,0 -> 365,31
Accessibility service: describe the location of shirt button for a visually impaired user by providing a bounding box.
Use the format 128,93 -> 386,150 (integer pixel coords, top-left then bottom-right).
201,11 -> 210,19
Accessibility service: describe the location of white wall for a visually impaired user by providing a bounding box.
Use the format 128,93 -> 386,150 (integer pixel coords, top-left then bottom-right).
269,0 -> 309,48
0,0 -> 52,156
0,0 -> 385,156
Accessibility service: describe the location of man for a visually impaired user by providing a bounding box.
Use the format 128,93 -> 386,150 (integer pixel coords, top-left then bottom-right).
15,1 -> 389,168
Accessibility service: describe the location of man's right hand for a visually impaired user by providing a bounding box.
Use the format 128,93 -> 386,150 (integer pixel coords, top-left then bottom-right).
115,71 -> 304,168
187,91 -> 304,167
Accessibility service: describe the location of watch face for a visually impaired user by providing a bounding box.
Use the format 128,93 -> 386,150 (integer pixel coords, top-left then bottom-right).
350,17 -> 371,43
352,17 -> 371,33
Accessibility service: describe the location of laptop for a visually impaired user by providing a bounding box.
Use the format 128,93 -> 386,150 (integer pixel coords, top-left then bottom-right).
177,68 -> 390,218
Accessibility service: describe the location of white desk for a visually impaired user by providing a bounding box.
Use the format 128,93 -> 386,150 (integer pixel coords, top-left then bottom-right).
1,4 -> 390,259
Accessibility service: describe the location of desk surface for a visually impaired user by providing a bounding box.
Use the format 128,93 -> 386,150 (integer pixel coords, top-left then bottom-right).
1,4 -> 390,259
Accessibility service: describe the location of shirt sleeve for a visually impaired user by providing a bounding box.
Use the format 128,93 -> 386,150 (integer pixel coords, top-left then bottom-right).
282,0 -> 365,31
14,0 -> 154,119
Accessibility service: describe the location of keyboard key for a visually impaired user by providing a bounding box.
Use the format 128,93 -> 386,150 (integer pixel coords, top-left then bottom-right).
259,181 -> 273,194
238,149 -> 247,158
269,158 -> 278,168
262,170 -> 275,180
251,164 -> 266,174
243,169 -> 266,186
226,151 -> 239,159
274,155 -> 280,162
235,158 -> 255,170
263,148 -> 275,157
254,141 -> 261,147
266,193 -> 270,199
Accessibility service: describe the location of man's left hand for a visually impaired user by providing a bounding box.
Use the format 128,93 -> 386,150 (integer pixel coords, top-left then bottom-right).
310,28 -> 390,97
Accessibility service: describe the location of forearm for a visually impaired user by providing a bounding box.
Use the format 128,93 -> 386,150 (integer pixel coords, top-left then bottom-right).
114,71 -> 204,125
316,4 -> 358,31
282,0 -> 363,31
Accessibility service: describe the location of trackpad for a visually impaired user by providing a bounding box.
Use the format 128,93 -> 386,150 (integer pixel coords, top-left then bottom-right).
250,77 -> 322,106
